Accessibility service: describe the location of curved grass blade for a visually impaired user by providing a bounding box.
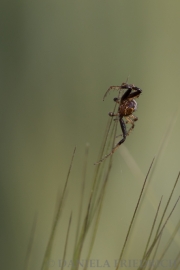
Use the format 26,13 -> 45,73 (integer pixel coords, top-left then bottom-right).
147,232 -> 163,270
74,144 -> 89,251
142,196 -> 163,259
152,220 -> 180,270
41,147 -> 76,270
155,172 -> 180,237
139,196 -> 180,270
115,157 -> 155,270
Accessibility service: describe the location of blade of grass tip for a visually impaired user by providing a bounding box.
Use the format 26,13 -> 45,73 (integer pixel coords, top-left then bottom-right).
61,212 -> 72,270
91,92 -> 120,218
74,144 -> 89,252
171,251 -> 180,270
83,131 -> 116,270
142,196 -> 180,267
115,157 -> 155,270
87,100 -> 117,231
74,102 -> 119,269
94,88 -> 121,166
41,147 -> 76,270
24,213 -> 38,270
95,100 -> 117,165
155,172 -> 180,237
152,220 -> 180,270
96,117 -> 112,163
92,117 -> 113,190
108,111 -> 119,168
142,196 -> 163,260
147,232 -> 163,270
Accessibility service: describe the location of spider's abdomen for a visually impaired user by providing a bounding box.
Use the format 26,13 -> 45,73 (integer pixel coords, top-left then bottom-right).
119,99 -> 137,116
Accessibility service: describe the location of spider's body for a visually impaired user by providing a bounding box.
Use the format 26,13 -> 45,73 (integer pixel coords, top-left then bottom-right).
118,98 -> 137,116
95,82 -> 142,164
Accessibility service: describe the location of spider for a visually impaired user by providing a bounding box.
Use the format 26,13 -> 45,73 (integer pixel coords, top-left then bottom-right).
95,82 -> 142,164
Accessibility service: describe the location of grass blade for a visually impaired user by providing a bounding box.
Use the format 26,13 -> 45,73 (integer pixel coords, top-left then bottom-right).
41,147 -> 76,270
115,157 -> 155,270
142,196 -> 163,259
61,212 -> 72,270
155,172 -> 180,237
74,144 -> 89,251
139,196 -> 180,270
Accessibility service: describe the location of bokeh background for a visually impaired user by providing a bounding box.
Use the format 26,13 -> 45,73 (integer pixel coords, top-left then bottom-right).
1,1 -> 180,269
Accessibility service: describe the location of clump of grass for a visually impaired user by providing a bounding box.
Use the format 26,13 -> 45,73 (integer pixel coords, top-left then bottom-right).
25,100 -> 180,270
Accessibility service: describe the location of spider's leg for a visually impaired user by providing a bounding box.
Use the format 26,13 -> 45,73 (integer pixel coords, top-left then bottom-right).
94,117 -> 126,165
125,115 -> 138,136
94,151 -> 113,165
113,97 -> 120,103
121,87 -> 133,101
103,117 -> 127,158
109,112 -> 119,117
103,86 -> 122,101
120,83 -> 140,92
104,83 -> 142,101
120,83 -> 135,101
125,116 -> 135,136
132,86 -> 142,92
111,117 -> 127,153
127,87 -> 142,99
120,83 -> 142,100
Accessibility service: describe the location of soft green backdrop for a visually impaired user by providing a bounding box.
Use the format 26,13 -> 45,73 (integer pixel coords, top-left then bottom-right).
1,1 -> 180,269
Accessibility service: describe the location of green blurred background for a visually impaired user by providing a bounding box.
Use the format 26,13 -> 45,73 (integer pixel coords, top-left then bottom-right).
1,1 -> 180,269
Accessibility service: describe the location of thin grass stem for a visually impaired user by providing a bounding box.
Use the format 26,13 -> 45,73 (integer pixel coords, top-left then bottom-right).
115,157 -> 155,270
74,145 -> 89,251
61,213 -> 72,270
139,196 -> 180,270
41,147 -> 76,270
155,172 -> 180,237
142,196 -> 163,259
